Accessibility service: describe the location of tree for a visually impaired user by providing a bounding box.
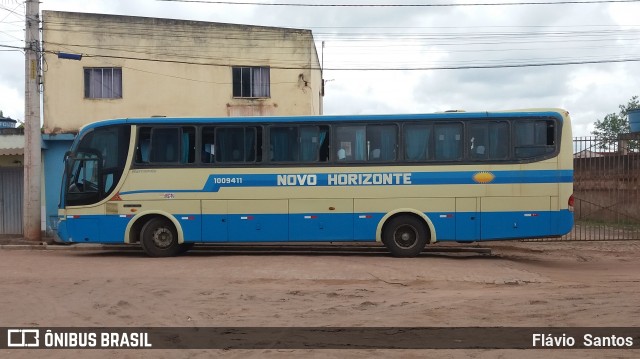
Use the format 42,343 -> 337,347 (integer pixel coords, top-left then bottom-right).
591,96 -> 640,150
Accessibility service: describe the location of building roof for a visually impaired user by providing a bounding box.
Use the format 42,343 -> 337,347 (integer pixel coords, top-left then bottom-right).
0,132 -> 24,156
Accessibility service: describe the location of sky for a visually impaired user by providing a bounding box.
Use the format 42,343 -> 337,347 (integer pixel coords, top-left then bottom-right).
1,0 -> 640,137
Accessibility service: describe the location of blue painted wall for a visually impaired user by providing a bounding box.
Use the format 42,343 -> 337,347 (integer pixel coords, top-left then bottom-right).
42,134 -> 75,236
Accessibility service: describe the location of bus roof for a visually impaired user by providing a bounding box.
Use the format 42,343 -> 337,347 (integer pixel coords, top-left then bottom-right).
78,109 -> 568,133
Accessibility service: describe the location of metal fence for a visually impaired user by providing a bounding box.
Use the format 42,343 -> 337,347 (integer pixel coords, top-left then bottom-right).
540,135 -> 640,241
0,167 -> 23,235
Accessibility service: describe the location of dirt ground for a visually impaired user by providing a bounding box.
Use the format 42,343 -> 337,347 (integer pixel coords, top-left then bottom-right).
0,240 -> 639,358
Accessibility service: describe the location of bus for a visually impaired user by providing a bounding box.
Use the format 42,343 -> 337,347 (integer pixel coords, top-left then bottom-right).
56,109 -> 574,257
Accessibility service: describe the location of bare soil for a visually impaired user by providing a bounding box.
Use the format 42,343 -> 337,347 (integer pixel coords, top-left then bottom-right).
1,240 -> 639,358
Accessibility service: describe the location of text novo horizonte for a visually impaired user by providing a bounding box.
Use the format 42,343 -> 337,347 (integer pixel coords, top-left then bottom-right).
277,173 -> 412,187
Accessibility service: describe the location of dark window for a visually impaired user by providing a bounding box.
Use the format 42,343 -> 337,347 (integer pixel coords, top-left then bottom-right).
367,125 -> 397,161
335,124 -> 397,161
201,127 -> 216,163
467,121 -> 510,160
514,120 -> 556,159
216,127 -> 261,163
404,124 -> 432,161
335,125 -> 365,161
232,67 -> 270,98
136,126 -> 195,164
269,125 -> 330,163
435,123 -> 462,161
84,68 -> 122,99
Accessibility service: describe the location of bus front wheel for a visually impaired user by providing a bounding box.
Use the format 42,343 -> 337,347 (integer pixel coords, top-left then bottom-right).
382,215 -> 428,258
140,217 -> 181,257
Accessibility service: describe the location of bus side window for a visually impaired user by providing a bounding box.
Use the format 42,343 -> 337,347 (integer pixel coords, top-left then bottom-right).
150,128 -> 180,163
135,127 -> 151,163
201,127 -> 215,163
435,123 -> 462,161
367,125 -> 397,161
271,126 -> 299,162
468,121 -> 509,160
335,125 -> 366,161
404,124 -> 432,161
216,127 -> 258,163
317,126 -> 330,162
181,127 -> 196,164
298,125 -> 329,162
514,120 -> 555,159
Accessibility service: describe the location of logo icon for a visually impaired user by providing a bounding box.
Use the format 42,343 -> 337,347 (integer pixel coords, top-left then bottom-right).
7,329 -> 40,347
473,171 -> 495,184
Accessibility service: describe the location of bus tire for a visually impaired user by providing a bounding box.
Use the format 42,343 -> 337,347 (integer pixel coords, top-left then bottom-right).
140,217 -> 181,257
382,215 -> 428,258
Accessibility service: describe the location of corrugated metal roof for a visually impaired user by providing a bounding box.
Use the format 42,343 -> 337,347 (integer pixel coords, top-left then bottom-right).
0,134 -> 24,156
0,148 -> 23,156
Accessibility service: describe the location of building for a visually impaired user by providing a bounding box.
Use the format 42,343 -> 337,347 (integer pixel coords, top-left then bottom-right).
19,11 -> 322,236
42,11 -> 323,132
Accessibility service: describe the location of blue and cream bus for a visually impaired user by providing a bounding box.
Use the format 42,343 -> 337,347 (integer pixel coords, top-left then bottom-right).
56,109 -> 574,257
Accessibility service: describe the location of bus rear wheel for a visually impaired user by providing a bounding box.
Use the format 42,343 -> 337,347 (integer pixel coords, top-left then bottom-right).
382,215 -> 428,257
140,217 -> 181,257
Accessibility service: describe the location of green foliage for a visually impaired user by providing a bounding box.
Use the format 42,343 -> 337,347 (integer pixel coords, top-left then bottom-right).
591,96 -> 640,150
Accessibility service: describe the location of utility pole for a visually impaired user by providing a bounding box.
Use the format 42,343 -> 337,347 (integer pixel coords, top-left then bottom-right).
23,0 -> 41,241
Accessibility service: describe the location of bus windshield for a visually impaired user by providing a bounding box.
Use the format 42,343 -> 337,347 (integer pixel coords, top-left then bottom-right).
62,125 -> 130,207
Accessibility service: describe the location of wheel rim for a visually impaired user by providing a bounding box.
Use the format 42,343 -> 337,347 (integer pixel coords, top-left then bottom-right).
151,226 -> 174,249
393,224 -> 418,249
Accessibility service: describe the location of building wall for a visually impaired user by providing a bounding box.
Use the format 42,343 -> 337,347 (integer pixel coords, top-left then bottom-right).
42,11 -> 322,133
42,135 -> 75,236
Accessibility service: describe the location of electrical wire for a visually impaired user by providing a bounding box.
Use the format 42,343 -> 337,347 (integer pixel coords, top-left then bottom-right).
155,0 -> 640,7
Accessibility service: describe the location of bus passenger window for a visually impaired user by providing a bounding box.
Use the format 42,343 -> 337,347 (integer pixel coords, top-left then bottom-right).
215,127 -> 257,163
201,127 -> 215,163
135,127 -> 151,163
181,127 -> 196,164
150,128 -> 180,163
367,125 -> 397,161
435,123 -> 462,161
404,124 -> 432,161
514,120 -> 556,159
271,126 -> 299,162
468,121 -> 509,160
335,125 -> 366,161
299,126 -> 329,162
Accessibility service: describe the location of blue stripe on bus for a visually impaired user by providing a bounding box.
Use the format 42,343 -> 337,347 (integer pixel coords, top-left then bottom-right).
119,169 -> 573,195
57,209 -> 573,244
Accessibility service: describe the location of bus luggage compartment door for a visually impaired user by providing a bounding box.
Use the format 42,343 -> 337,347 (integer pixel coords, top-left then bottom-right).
228,200 -> 288,242
289,199 -> 354,241
480,197 -> 551,240
455,197 -> 479,241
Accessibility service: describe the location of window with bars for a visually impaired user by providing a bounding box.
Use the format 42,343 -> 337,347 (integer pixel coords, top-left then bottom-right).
232,66 -> 270,98
84,67 -> 122,99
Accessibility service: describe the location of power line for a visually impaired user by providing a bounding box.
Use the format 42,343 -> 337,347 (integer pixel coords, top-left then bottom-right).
0,43 -> 22,50
156,0 -> 640,6
44,49 -> 640,71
